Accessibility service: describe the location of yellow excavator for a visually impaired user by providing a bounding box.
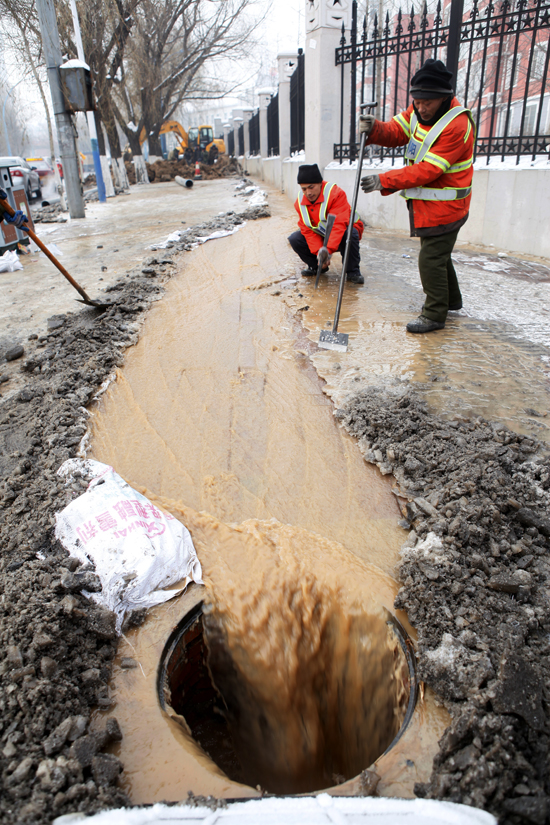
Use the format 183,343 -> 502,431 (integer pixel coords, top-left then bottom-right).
139,121 -> 225,164
187,125 -> 226,164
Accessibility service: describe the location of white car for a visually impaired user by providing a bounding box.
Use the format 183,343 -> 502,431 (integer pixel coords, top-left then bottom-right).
0,156 -> 42,201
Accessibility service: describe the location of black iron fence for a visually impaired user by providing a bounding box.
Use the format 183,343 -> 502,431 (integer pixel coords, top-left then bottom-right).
267,93 -> 280,155
290,48 -> 305,153
238,123 -> 244,156
249,111 -> 260,155
335,0 -> 550,164
227,129 -> 235,156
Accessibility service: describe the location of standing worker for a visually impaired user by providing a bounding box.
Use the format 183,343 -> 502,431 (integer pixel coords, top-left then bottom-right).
288,164 -> 365,284
359,59 -> 475,333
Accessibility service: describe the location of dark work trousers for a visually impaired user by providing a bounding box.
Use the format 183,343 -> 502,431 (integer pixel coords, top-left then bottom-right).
418,229 -> 462,323
288,228 -> 361,275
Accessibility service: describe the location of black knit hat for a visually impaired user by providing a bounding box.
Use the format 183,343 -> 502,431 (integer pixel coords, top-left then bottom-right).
410,59 -> 454,99
297,164 -> 323,184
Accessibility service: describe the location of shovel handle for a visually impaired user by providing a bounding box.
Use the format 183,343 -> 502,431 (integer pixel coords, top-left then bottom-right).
332,101 -> 377,334
0,197 -> 95,305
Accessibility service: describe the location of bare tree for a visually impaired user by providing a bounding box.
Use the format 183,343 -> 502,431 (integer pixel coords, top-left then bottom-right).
112,0 -> 264,170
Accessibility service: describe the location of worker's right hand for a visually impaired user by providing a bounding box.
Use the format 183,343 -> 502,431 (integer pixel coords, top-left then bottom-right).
361,175 -> 382,194
0,188 -> 7,201
4,210 -> 29,231
317,247 -> 331,269
359,114 -> 376,136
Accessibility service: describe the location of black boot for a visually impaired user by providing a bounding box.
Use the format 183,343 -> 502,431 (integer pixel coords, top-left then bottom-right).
406,315 -> 445,333
301,265 -> 329,277
346,270 -> 364,284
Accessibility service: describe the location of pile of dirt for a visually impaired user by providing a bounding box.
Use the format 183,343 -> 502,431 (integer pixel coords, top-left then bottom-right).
124,154 -> 242,185
338,382 -> 550,824
0,205 -> 270,824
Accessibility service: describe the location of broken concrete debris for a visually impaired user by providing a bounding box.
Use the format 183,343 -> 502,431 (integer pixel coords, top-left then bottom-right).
338,383 -> 550,821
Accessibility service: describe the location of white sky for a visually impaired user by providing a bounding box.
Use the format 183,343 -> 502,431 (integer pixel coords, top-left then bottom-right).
260,0 -> 305,57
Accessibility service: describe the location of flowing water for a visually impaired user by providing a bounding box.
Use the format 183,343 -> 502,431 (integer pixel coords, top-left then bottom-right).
88,188 -> 450,802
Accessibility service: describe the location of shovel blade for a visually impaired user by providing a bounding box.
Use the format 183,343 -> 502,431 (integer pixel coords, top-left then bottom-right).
318,330 -> 349,352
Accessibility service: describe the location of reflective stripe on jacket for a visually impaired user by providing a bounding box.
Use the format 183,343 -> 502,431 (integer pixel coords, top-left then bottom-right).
366,98 -> 475,229
294,180 -> 364,256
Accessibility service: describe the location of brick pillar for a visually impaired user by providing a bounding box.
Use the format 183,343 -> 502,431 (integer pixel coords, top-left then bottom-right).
304,0 -> 351,170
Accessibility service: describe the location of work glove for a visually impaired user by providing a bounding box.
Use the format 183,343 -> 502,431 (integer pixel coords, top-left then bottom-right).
317,246 -> 331,269
0,188 -> 7,201
361,174 -> 382,194
4,210 -> 29,231
359,114 -> 376,136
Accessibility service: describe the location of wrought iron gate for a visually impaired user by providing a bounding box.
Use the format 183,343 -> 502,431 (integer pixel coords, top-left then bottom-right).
334,0 -> 550,164
290,49 -> 305,154
249,111 -> 260,156
267,93 -> 280,156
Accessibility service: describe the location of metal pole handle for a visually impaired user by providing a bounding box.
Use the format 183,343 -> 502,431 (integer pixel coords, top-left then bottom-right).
332,101 -> 377,334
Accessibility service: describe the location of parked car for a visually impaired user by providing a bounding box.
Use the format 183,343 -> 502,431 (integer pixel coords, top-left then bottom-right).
26,157 -> 55,183
0,156 -> 41,201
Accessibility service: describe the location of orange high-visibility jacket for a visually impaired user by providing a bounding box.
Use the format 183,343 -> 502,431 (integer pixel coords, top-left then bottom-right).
294,181 -> 364,255
367,98 -> 475,230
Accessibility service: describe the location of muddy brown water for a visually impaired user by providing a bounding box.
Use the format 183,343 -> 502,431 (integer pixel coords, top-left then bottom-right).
88,189 -> 448,802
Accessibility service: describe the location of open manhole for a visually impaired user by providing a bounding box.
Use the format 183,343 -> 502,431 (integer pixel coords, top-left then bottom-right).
158,601 -> 417,794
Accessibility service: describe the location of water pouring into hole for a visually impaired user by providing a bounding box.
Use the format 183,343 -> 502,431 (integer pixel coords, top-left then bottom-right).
159,579 -> 415,795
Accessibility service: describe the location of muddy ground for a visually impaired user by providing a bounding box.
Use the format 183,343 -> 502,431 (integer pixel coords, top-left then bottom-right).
1,189 -> 549,824
0,204 -> 269,824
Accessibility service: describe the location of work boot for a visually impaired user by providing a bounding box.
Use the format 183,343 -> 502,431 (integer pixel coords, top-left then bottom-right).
448,301 -> 463,311
301,266 -> 329,277
406,315 -> 445,333
346,270 -> 364,284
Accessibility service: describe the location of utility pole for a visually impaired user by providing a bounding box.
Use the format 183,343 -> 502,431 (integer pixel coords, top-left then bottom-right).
68,0 -> 107,202
35,0 -> 85,218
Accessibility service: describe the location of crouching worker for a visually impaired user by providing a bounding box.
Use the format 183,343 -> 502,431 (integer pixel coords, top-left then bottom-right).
288,164 -> 364,285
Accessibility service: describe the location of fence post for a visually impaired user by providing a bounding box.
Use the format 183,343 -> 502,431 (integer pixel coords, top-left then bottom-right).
257,90 -> 272,158
277,53 -> 299,157
446,0 -> 464,83
305,0 -> 352,170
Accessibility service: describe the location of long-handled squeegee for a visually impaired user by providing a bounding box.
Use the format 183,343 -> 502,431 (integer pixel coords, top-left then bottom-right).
318,101 -> 377,353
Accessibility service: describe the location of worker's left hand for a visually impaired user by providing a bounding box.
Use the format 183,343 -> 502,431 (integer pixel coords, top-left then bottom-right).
0,188 -> 7,201
359,114 -> 376,136
361,175 -> 382,193
317,246 -> 331,268
4,210 -> 29,231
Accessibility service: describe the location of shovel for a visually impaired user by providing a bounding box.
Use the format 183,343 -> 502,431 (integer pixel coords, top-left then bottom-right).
318,101 -> 377,353
314,213 -> 336,288
0,197 -> 110,310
